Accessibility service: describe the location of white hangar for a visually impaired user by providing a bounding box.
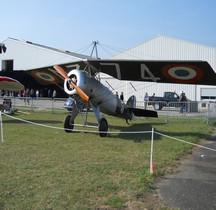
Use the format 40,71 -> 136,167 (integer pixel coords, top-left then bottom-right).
0,37 -> 90,71
0,36 -> 216,102
104,35 -> 216,102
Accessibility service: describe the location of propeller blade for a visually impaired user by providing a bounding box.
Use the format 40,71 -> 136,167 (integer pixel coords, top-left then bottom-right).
53,65 -> 69,80
53,65 -> 89,101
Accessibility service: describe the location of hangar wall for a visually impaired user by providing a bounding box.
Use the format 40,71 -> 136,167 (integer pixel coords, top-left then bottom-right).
101,35 -> 216,102
0,37 -> 89,70
1,36 -> 216,102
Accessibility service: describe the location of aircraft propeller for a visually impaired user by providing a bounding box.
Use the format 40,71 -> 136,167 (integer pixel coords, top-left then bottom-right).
53,65 -> 89,101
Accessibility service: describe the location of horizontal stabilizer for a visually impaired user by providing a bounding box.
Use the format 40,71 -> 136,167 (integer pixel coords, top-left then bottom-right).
130,108 -> 158,118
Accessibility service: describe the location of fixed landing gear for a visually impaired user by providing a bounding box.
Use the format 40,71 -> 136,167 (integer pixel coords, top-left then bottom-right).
64,115 -> 74,132
98,118 -> 108,137
64,115 -> 108,137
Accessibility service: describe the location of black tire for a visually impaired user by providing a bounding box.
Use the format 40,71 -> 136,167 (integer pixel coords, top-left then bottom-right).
64,115 -> 74,133
98,118 -> 108,137
154,102 -> 162,110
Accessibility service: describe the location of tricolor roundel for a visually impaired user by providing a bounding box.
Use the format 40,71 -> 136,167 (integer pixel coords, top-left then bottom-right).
162,64 -> 204,83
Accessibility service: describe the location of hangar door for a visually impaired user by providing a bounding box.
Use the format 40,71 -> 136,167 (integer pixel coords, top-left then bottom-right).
201,88 -> 216,100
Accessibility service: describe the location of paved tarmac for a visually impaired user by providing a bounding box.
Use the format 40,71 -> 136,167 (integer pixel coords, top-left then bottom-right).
158,135 -> 216,210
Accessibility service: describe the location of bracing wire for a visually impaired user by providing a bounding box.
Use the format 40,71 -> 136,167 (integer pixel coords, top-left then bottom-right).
73,43 -> 94,55
98,43 -> 127,58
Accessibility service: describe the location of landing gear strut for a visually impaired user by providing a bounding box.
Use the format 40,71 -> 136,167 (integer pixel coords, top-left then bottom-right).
98,118 -> 108,137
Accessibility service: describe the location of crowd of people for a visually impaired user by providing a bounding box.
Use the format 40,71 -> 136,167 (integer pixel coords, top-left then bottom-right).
0,88 -> 58,99
18,89 -> 57,99
4,88 -> 187,113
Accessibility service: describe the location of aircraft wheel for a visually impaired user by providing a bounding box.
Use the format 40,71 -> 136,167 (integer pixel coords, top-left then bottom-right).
98,118 -> 108,137
64,115 -> 74,133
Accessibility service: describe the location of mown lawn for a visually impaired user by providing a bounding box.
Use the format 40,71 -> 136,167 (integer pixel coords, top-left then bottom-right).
0,111 -> 214,209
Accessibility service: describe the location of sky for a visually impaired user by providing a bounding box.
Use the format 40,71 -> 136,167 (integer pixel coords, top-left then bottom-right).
1,0 -> 216,58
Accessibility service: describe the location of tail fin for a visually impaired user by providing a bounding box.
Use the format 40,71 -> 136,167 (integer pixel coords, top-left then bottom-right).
127,95 -> 136,108
127,95 -> 158,118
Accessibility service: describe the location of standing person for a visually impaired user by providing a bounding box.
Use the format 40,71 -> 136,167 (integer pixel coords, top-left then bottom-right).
144,92 -> 149,109
116,92 -> 119,98
120,92 -> 124,102
19,89 -> 24,98
36,90 -> 39,99
52,89 -> 57,100
30,89 -> 34,98
48,89 -> 51,98
24,89 -> 30,105
179,91 -> 187,114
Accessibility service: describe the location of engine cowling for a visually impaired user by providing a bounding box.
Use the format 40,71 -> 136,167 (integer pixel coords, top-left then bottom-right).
64,69 -> 86,95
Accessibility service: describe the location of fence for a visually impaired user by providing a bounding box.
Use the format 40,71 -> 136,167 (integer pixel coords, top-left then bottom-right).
136,100 -> 216,123
0,96 -> 67,113
0,96 -> 216,123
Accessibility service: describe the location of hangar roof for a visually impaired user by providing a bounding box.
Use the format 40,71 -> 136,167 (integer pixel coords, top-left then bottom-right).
6,37 -> 91,59
111,35 -> 216,72
0,37 -> 92,70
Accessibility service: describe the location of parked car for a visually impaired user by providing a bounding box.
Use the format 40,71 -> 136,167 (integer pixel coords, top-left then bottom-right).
148,91 -> 180,110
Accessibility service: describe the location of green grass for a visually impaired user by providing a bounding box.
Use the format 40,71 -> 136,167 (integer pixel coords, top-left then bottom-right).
0,111 -> 214,209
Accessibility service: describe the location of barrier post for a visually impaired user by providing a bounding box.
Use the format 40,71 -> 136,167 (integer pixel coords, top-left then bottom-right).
0,111 -> 3,142
207,102 -> 210,124
150,127 -> 154,174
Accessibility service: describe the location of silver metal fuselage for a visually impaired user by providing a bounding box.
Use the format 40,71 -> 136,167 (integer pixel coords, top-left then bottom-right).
64,69 -> 126,118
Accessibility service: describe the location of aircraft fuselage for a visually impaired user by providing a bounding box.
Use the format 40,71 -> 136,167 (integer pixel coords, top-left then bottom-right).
64,69 -> 129,120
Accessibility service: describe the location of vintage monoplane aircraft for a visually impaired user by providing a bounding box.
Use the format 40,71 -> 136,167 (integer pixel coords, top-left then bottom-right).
0,59 -> 215,136
53,64 -> 158,136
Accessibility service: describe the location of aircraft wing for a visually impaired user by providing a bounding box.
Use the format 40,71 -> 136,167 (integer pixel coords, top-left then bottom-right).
85,59 -> 216,85
0,59 -> 215,88
0,76 -> 24,91
50,59 -> 216,85
0,68 -> 65,93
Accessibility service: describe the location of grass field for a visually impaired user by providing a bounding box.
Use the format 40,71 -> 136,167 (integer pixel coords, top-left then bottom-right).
0,111 -> 214,210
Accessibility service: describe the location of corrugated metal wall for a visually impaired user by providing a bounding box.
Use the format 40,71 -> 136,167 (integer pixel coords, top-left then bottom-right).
1,36 -> 215,102
1,38 -> 82,70
112,35 -> 216,70
105,35 -> 216,102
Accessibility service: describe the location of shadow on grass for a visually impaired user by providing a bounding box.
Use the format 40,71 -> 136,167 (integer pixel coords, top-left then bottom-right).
2,118 -> 61,125
2,113 -> 209,143
107,122 -> 159,142
107,122 -> 207,143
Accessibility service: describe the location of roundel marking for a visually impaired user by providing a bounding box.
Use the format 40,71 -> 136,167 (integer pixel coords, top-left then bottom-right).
162,64 -> 204,83
31,70 -> 61,84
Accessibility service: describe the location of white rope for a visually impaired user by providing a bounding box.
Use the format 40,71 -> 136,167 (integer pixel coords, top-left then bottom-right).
155,131 -> 216,152
2,113 -> 216,153
2,113 -> 151,134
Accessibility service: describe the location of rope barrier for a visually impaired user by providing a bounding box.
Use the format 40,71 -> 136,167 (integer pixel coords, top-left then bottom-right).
1,113 -> 152,134
155,131 -> 216,152
1,112 -> 216,175
1,113 -> 216,153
